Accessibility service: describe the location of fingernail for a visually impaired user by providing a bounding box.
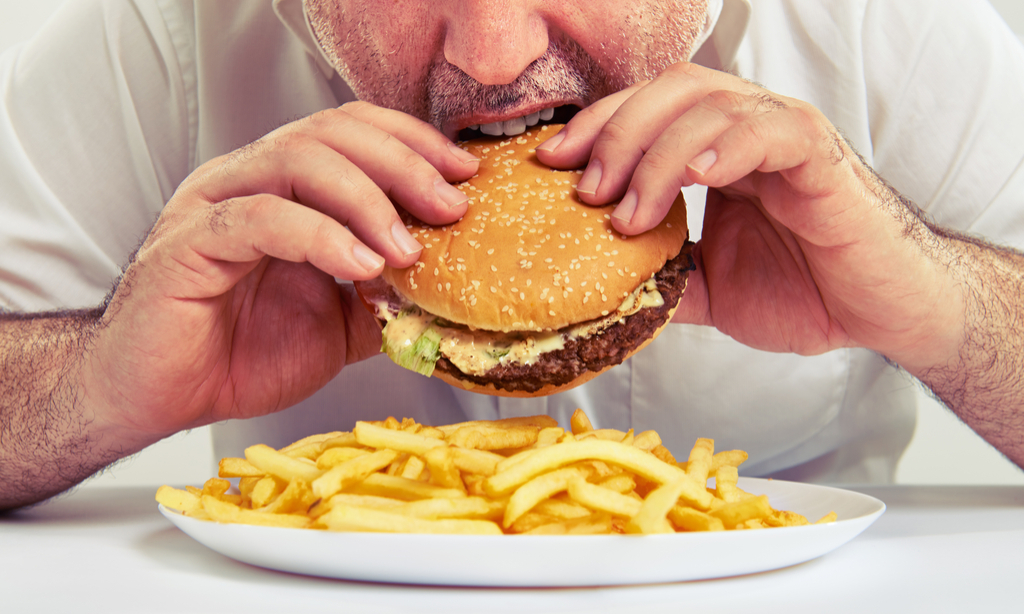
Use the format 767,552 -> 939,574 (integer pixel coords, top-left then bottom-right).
391,220 -> 422,257
576,159 -> 603,195
352,244 -> 385,273
612,189 -> 638,225
536,131 -> 566,154
447,142 -> 479,164
435,178 -> 469,209
688,149 -> 718,176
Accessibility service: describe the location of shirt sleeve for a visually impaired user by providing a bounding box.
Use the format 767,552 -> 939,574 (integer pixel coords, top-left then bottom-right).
0,0 -> 196,310
861,0 -> 1024,248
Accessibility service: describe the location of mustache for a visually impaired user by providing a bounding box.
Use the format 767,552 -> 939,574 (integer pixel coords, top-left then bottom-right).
426,37 -> 614,130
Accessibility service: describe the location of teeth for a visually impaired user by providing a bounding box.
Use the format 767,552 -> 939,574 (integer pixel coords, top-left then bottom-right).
476,107 -> 558,136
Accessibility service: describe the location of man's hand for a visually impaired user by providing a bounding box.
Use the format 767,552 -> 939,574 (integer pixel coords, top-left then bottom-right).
1,104 -> 479,509
538,62 -> 1024,466
537,62 -> 963,370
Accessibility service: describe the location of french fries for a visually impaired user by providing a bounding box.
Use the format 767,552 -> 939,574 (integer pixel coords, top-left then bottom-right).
156,411 -> 835,535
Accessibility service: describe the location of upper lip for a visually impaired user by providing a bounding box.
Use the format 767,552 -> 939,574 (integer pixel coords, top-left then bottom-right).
443,100 -> 581,139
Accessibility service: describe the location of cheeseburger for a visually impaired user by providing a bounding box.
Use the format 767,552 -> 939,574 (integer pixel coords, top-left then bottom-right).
355,124 -> 693,397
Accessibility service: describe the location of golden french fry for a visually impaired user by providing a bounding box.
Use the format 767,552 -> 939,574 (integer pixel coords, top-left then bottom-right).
312,449 -> 399,500
250,476 -> 284,509
710,449 -> 749,473
567,476 -> 642,518
485,440 -> 707,511
713,465 -> 747,503
685,438 -> 714,483
435,415 -> 559,436
353,421 -> 446,456
245,444 -> 323,483
668,505 -> 725,532
503,466 -> 587,528
533,496 -> 592,520
423,446 -> 465,491
202,495 -> 310,528
524,513 -> 615,535
278,431 -> 346,454
765,509 -> 811,527
448,424 -> 540,451
202,477 -> 232,498
570,408 -> 593,435
398,496 -> 505,520
590,428 -> 627,441
218,457 -> 263,478
815,511 -> 838,524
155,485 -> 201,514
348,472 -> 467,501
281,442 -> 323,460
316,446 -> 370,470
255,479 -> 316,515
597,473 -> 636,494
318,432 -> 361,451
399,455 -> 427,480
626,478 -> 696,534
508,511 -> 562,534
632,430 -> 662,452
709,494 -> 773,529
651,445 -> 677,465
322,503 -> 502,535
450,447 -> 505,476
620,429 -> 635,446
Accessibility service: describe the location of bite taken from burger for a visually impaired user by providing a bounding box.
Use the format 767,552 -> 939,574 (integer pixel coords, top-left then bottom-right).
355,124 -> 694,397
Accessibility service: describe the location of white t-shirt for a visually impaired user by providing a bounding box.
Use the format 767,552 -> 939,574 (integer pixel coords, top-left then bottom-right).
2,0 -> 1023,482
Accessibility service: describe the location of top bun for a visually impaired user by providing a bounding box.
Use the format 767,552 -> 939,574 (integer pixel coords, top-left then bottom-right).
382,124 -> 689,332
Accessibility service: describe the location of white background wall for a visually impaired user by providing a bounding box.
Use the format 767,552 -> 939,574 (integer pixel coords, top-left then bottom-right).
2,0 -> 1023,487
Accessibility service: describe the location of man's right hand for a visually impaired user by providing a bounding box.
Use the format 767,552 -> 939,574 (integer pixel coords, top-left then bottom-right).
89,102 -> 480,440
1,103 -> 478,509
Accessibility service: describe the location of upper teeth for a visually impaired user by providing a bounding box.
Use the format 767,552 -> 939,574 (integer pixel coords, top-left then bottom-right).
471,107 -> 556,136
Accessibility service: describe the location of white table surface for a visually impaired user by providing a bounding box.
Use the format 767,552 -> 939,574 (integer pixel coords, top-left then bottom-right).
2,485 -> 1023,613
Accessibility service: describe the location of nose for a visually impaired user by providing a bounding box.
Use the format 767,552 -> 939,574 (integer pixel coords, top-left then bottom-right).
443,1 -> 550,85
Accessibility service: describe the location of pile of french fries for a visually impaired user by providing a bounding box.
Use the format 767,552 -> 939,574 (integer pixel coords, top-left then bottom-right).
156,410 -> 836,535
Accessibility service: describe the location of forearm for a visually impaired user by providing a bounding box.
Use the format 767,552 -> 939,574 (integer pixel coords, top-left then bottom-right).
0,309 -> 146,510
903,227 -> 1024,467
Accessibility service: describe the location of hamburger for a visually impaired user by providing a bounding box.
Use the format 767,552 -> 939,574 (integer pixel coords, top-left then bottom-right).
354,124 -> 693,397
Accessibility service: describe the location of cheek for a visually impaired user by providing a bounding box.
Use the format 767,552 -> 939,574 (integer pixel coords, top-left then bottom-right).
564,0 -> 709,84
306,0 -> 441,114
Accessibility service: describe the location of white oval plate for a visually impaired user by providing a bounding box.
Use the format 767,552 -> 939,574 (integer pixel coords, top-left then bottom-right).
159,477 -> 884,587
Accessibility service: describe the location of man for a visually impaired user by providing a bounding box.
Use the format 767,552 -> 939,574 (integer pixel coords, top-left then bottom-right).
2,0 -> 1023,511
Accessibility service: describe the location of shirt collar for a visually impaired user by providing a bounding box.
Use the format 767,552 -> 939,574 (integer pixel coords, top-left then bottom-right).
273,0 -> 752,77
692,0 -> 751,70
273,0 -> 335,77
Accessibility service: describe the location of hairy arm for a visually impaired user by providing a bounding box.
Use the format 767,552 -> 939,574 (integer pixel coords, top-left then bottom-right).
0,308 -> 152,510
906,223 -> 1024,466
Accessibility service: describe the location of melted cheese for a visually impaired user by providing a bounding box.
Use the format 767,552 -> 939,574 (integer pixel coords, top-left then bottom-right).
380,278 -> 663,376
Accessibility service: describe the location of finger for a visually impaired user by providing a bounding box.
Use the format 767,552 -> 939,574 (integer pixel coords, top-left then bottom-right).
315,109 -> 472,226
576,64 -> 740,206
339,101 -> 481,182
159,194 -> 387,300
614,89 -> 765,234
535,83 -> 647,169
190,135 -> 424,268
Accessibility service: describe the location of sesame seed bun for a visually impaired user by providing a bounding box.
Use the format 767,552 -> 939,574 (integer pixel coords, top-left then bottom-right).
356,124 -> 691,397
382,124 -> 689,332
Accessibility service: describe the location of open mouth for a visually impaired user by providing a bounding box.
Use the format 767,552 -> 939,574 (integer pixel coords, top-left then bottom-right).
457,105 -> 580,141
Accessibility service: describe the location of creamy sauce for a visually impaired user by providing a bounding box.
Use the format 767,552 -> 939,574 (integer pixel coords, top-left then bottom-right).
380,278 -> 663,376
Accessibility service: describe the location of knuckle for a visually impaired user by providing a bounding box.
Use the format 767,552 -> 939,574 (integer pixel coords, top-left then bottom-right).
702,89 -> 750,119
